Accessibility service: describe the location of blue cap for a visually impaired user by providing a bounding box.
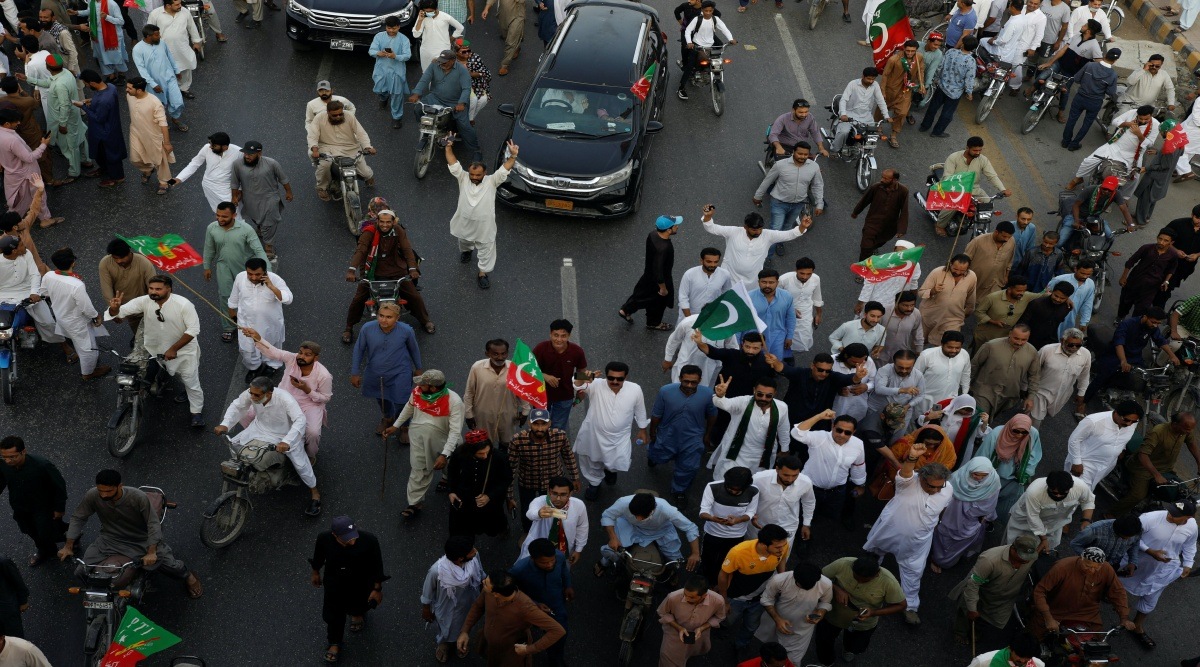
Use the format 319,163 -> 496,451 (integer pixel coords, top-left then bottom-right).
331,515 -> 359,540
656,215 -> 683,230
529,408 -> 551,423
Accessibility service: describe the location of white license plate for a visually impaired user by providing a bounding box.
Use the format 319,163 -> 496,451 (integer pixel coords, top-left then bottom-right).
330,39 -> 354,51
83,600 -> 114,609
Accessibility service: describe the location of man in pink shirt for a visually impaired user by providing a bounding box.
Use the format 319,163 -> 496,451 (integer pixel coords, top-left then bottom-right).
241,326 -> 332,461
0,109 -> 53,226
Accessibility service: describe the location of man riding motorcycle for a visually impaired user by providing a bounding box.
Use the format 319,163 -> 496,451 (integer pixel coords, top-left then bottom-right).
0,234 -> 65,349
1056,176 -> 1135,249
830,67 -> 890,154
596,491 -> 701,575
58,469 -> 203,599
1065,105 -> 1159,191
306,100 -> 376,202
769,99 -> 828,158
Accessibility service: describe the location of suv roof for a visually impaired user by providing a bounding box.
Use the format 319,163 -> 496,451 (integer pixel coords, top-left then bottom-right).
545,1 -> 659,87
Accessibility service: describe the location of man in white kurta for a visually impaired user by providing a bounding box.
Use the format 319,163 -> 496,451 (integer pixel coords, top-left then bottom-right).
1065,407 -> 1141,491
708,389 -> 790,480
862,446 -> 953,622
0,235 -> 62,343
1029,332 -> 1091,427
572,370 -> 649,494
446,141 -> 514,287
228,262 -> 291,375
754,568 -> 833,666
778,260 -> 823,354
519,489 -> 589,561
171,134 -> 240,212
19,44 -> 51,122
675,251 -> 732,325
663,313 -> 731,386
1005,473 -> 1095,551
147,0 -> 201,95
40,255 -> 108,378
701,208 -> 807,286
1123,505 -> 1196,634
914,335 -> 972,403
217,378 -> 321,515
750,465 -> 815,556
1068,108 -> 1160,188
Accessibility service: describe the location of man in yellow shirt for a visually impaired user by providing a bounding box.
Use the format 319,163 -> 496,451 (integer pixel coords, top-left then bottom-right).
716,524 -> 790,655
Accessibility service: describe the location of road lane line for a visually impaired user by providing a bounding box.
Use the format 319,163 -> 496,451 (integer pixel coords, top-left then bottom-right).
561,258 -> 580,343
316,51 -> 333,85
774,14 -> 813,99
990,110 -> 1057,205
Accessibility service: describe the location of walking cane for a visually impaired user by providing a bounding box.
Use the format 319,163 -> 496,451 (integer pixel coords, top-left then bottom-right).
971,618 -> 976,657
380,376 -> 389,499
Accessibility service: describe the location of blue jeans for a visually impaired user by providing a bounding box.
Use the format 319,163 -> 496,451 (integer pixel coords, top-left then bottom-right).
729,597 -> 764,649
1056,214 -> 1114,250
768,197 -> 809,233
919,87 -> 962,135
1062,94 -> 1103,148
548,399 -> 573,433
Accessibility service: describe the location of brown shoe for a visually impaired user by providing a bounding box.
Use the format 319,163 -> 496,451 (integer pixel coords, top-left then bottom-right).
185,572 -> 204,599
82,365 -> 112,380
316,189 -> 331,201
499,66 -> 510,76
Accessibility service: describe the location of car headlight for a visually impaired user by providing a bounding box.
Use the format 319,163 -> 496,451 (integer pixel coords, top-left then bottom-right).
592,161 -> 633,188
287,0 -> 310,17
512,159 -> 534,179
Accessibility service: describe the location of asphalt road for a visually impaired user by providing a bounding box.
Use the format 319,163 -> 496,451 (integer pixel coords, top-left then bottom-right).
3,1 -> 1200,666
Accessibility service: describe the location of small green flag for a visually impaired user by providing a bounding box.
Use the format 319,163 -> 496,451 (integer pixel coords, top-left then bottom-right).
693,283 -> 767,340
507,338 -> 547,409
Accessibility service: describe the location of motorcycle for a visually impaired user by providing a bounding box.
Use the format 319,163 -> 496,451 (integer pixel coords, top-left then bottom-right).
1021,71 -> 1072,135
1086,155 -> 1135,191
689,44 -> 729,117
1043,626 -> 1124,667
1098,459 -> 1199,508
615,545 -> 684,666
973,51 -> 1016,124
0,298 -> 39,405
106,351 -> 174,459
68,486 -> 174,667
199,437 -> 300,548
1061,224 -> 1128,311
808,0 -> 830,29
1163,334 -> 1200,414
1098,86 -> 1171,134
414,103 -> 455,180
314,149 -> 368,236
821,95 -> 884,192
181,0 -> 206,61
359,276 -> 412,320
914,165 -> 1007,238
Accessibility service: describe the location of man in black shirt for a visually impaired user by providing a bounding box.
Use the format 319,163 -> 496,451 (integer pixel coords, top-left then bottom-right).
767,353 -> 865,458
0,436 -> 67,566
310,515 -> 387,663
695,330 -> 773,446
673,0 -> 719,62
1017,282 -> 1075,349
1153,206 -> 1200,308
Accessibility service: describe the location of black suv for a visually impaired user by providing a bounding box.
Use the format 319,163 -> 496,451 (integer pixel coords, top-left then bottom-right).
494,0 -> 668,219
286,0 -> 417,51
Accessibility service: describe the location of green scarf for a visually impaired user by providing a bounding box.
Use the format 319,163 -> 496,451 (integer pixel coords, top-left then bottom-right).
726,398 -> 779,470
991,443 -> 1035,487
988,648 -> 1033,667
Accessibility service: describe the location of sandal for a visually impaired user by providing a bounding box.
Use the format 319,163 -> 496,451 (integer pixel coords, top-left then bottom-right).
646,322 -> 673,331
141,172 -> 152,184
618,310 -> 633,323
341,329 -> 352,344
424,322 -> 437,334
185,572 -> 204,599
1164,8 -> 1179,15
349,617 -> 365,633
66,352 -> 79,364
435,643 -> 450,663
1133,631 -> 1156,649
29,553 -> 47,567
401,505 -> 421,520
173,121 -> 190,132
737,6 -> 746,11
593,561 -> 607,578
325,646 -> 340,663
221,331 -> 233,343
156,184 -> 169,195
50,177 -> 75,187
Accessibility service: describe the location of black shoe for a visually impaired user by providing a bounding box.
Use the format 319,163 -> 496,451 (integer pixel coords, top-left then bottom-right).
917,124 -> 930,132
1060,139 -> 1070,148
583,485 -> 600,501
672,493 -> 688,509
174,391 -> 187,404
677,89 -> 688,100
603,470 -> 618,486
181,90 -> 195,100
1067,143 -> 1082,151
245,19 -> 260,28
459,250 -> 472,263
234,10 -> 246,21
392,119 -> 403,129
842,12 -> 851,21
931,132 -> 951,138
773,242 -> 785,256
190,413 -> 205,428
477,274 -> 490,289
305,499 -> 322,517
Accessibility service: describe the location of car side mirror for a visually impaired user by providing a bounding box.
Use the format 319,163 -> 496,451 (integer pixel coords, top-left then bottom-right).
646,120 -> 663,134
497,103 -> 516,118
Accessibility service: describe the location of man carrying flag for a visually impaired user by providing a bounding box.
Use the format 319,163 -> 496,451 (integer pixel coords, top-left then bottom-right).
851,244 -> 925,284
678,0 -> 735,101
863,0 -> 916,68
692,280 -> 768,343
934,137 -> 1010,236
387,369 -> 464,522
464,338 -> 530,452
84,0 -> 129,84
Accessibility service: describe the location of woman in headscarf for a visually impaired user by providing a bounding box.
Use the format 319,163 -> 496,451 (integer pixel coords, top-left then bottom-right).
447,430 -> 512,538
974,413 -> 1041,524
359,196 -> 390,233
927,394 -> 989,463
929,457 -> 1001,572
868,425 -> 957,500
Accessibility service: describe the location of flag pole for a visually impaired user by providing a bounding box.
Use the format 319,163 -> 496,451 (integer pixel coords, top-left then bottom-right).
169,272 -> 239,328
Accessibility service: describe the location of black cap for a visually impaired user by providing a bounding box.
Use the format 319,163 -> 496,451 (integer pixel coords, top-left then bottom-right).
0,234 -> 19,254
240,141 -> 263,154
1105,47 -> 1122,60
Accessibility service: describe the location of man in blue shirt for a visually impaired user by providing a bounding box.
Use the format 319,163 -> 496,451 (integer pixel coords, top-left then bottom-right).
597,492 -> 701,573
918,35 -> 978,137
945,0 -> 978,48
511,538 -> 573,667
748,269 -> 796,361
1085,307 -> 1179,401
407,49 -> 480,160
647,366 -> 718,507
1062,48 -> 1121,151
1047,262 -> 1096,337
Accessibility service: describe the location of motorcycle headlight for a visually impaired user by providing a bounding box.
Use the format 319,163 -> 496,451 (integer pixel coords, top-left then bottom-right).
116,374 -> 135,388
383,2 -> 413,22
0,328 -> 11,341
592,161 -> 634,188
1045,82 -> 1057,91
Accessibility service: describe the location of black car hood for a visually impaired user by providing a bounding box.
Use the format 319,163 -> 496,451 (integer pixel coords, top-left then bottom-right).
510,125 -> 633,178
292,0 -> 411,13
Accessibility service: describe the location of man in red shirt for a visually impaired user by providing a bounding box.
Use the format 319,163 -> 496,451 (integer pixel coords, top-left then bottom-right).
736,641 -> 793,667
532,319 -> 588,432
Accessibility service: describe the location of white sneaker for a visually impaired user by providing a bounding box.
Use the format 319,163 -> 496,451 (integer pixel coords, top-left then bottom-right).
904,609 -> 921,625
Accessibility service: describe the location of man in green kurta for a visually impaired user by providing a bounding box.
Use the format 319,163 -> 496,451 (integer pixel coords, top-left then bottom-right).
203,201 -> 268,339
31,56 -> 89,178
947,536 -> 1039,643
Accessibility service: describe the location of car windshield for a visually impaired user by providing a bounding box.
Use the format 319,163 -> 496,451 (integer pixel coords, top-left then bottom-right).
521,84 -> 637,137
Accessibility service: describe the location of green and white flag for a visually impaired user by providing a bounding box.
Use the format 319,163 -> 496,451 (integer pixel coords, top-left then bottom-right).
693,282 -> 766,340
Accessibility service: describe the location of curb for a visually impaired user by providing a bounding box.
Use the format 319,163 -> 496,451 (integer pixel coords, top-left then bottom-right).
1126,0 -> 1200,71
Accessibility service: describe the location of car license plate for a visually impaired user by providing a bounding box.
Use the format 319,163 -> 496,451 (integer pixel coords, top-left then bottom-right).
545,199 -> 574,211
330,39 -> 354,51
83,600 -> 114,609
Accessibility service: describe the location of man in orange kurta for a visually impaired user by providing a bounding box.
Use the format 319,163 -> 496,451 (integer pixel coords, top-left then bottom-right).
880,40 -> 925,148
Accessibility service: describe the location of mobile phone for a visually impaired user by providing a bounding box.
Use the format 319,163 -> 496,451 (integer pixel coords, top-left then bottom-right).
291,375 -> 301,383
807,613 -> 823,623
574,369 -> 589,381
549,508 -> 568,520
42,131 -> 51,139
703,204 -> 715,212
383,47 -> 393,53
682,632 -> 695,645
452,498 -> 462,509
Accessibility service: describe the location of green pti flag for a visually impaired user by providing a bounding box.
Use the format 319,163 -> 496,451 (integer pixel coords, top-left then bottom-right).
116,234 -> 203,273
693,282 -> 767,340
630,63 -> 657,102
100,607 -> 182,667
924,171 -> 977,214
865,0 -> 915,70
506,338 -> 548,409
851,246 -> 925,283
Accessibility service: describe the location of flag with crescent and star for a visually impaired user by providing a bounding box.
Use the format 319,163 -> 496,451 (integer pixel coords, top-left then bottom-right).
850,245 -> 924,283
924,171 -> 976,214
864,0 -> 914,70
507,338 -> 548,409
693,282 -> 767,341
116,233 -> 203,273
100,607 -> 182,667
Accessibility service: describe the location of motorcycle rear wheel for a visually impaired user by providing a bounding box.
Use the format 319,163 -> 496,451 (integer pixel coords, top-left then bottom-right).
84,615 -> 112,667
107,400 -> 142,459
617,640 -> 636,666
1,365 -> 12,405
200,495 -> 252,548
1107,6 -> 1123,30
1093,268 -> 1106,311
1166,387 -> 1198,417
414,139 -> 435,179
975,87 -> 999,124
809,0 -> 828,29
1021,104 -> 1046,135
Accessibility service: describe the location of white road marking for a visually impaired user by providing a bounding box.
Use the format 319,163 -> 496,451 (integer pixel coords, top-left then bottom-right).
316,51 -> 333,85
561,258 -> 580,343
774,14 -> 813,100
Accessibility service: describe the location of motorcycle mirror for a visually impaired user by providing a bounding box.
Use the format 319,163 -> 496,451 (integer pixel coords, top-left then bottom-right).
646,121 -> 664,134
497,103 -> 516,118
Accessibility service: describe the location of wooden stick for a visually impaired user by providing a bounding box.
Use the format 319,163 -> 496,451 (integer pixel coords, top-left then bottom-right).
380,376 -> 389,499
170,272 -> 239,327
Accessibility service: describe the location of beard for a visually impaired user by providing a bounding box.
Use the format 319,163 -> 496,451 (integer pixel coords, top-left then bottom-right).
330,117 -> 345,125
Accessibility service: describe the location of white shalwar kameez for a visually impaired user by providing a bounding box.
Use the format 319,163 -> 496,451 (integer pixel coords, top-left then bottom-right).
778,270 -> 823,353
863,472 -> 953,611
1175,105 -> 1200,176
448,161 -> 508,274
518,495 -> 589,560
220,388 -> 315,487
665,313 -> 731,386
174,143 -> 241,212
857,263 -> 920,310
675,265 -> 732,325
228,270 -> 292,372
146,6 -> 200,91
708,395 -> 790,479
702,217 -> 805,286
1064,411 -> 1138,491
831,357 -> 875,421
1123,510 -> 1197,614
39,271 -> 102,375
1029,344 -> 1091,423
573,378 -> 649,487
0,251 -> 62,342
1004,476 -> 1095,548
754,572 -> 833,665
106,293 -> 204,412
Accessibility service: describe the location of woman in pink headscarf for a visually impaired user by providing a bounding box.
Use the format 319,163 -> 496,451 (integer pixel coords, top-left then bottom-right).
974,413 -> 1042,524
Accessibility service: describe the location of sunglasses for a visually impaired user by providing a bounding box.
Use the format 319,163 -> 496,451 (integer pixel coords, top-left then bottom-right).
834,427 -> 855,435
1007,304 -> 1015,316
1010,429 -> 1030,436
812,367 -> 832,374
155,308 -> 164,322
754,391 -> 775,398
1063,342 -> 1082,349
606,376 -> 626,382
923,481 -> 946,490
